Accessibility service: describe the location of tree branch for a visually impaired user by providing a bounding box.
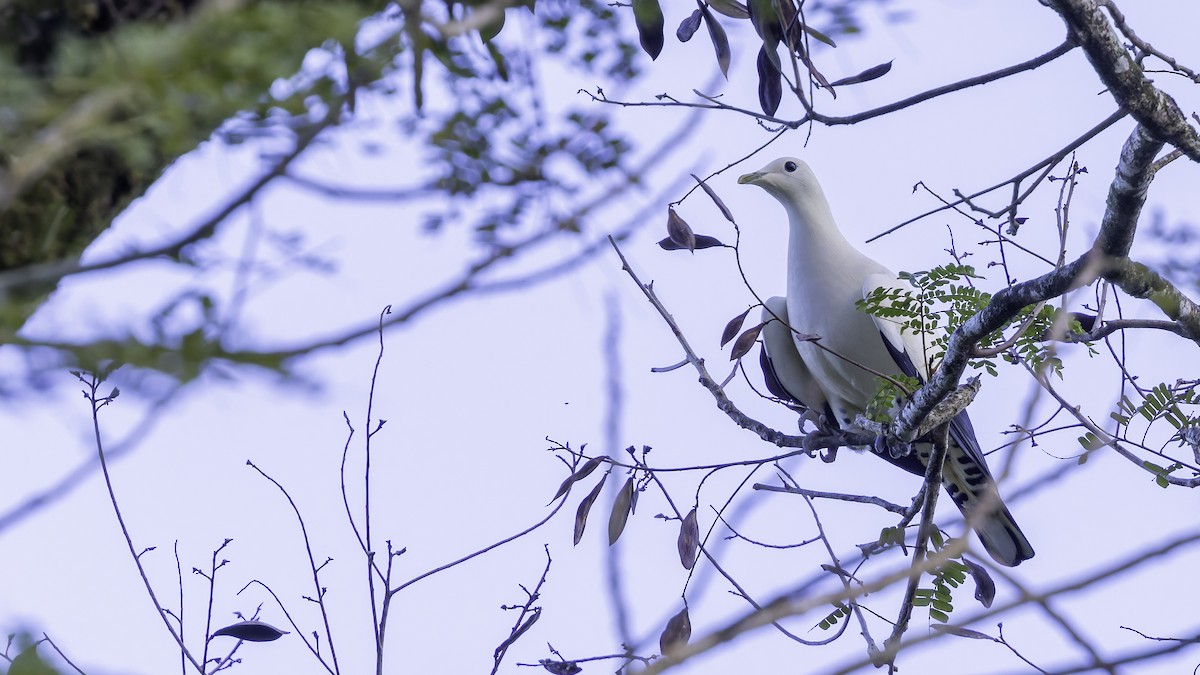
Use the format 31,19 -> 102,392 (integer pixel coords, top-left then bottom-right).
892,121 -> 1192,441
1044,0 -> 1200,160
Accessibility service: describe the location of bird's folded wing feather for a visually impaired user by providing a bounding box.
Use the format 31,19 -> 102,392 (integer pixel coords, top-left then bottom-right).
860,274 -> 1001,491
861,272 -> 935,381
759,297 -> 829,414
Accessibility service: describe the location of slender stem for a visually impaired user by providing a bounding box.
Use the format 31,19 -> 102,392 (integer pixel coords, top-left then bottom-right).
175,542 -> 185,675
38,634 -> 86,675
364,307 -> 388,670
246,462 -> 340,673
237,579 -> 333,675
883,426 -> 949,663
81,374 -> 204,672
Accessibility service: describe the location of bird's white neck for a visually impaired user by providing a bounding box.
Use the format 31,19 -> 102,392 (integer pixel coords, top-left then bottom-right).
781,189 -> 860,271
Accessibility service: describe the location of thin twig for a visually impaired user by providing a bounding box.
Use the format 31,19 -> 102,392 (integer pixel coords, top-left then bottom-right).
752,484 -> 908,515
78,372 -> 204,672
245,461 -> 340,674
38,634 -> 86,675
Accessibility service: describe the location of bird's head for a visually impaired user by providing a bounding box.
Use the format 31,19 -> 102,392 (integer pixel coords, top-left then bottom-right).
737,157 -> 823,204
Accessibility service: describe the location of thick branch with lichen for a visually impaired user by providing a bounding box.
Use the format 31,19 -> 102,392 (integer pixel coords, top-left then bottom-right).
1044,0 -> 1200,160
1105,258 -> 1200,342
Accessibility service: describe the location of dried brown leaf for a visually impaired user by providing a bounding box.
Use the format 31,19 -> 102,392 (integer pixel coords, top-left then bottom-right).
720,307 -> 753,347
495,608 -> 541,654
657,234 -> 725,251
659,606 -> 692,654
574,455 -> 606,481
699,4 -> 731,78
756,46 -> 782,116
802,23 -> 837,47
676,9 -> 703,41
963,556 -> 996,608
931,624 -> 996,641
730,321 -> 766,361
707,0 -> 748,19
678,508 -> 699,569
746,0 -> 781,44
828,60 -> 893,87
799,48 -> 832,94
539,659 -> 583,675
573,473 -> 608,545
608,477 -> 635,545
211,620 -> 289,642
549,455 -> 607,504
690,173 -> 734,222
667,208 -> 696,252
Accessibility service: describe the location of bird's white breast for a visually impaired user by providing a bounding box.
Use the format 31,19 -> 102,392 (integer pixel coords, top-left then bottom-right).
786,238 -> 900,426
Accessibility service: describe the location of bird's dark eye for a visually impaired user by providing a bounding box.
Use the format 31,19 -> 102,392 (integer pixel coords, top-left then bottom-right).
784,161 -> 797,172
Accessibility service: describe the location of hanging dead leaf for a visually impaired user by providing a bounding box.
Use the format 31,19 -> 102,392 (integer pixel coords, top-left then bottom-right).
690,173 -> 734,222
802,23 -> 837,47
574,455 -> 606,481
657,235 -> 724,251
931,624 -> 996,641
963,556 -> 996,609
659,606 -> 692,654
667,208 -> 696,252
632,0 -> 665,60
573,473 -> 608,545
608,477 -> 636,545
699,3 -> 731,78
720,308 -> 753,347
539,659 -> 583,675
746,0 -> 782,44
756,46 -> 782,116
707,0 -> 748,19
676,9 -> 703,41
828,60 -> 893,87
730,322 -> 766,361
549,455 -> 608,504
798,48 -> 832,93
678,508 -> 699,569
494,608 -> 541,655
211,620 -> 289,642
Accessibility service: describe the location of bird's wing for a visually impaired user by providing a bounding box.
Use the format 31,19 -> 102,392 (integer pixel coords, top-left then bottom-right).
861,272 -> 1034,565
759,297 -> 829,416
861,272 -> 933,382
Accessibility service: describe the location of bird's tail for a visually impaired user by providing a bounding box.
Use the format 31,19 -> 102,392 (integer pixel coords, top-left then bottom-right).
942,463 -> 1035,567
966,491 -> 1035,567
935,409 -> 1035,567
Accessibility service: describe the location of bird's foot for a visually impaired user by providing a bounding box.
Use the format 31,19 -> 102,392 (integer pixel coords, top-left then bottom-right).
801,432 -> 824,459
801,415 -> 841,462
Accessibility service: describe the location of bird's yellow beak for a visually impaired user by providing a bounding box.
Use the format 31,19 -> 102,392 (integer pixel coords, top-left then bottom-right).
737,171 -> 764,185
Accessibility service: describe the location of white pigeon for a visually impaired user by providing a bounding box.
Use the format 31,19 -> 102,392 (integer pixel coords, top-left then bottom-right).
741,157 -> 1034,567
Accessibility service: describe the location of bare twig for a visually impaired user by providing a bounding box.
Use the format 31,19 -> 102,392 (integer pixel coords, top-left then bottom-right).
38,634 -> 87,675
236,579 -> 333,674
491,545 -> 553,675
752,483 -> 908,515
882,426 -> 950,665
588,40 -> 1076,131
77,371 -> 204,673
245,461 -> 340,674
